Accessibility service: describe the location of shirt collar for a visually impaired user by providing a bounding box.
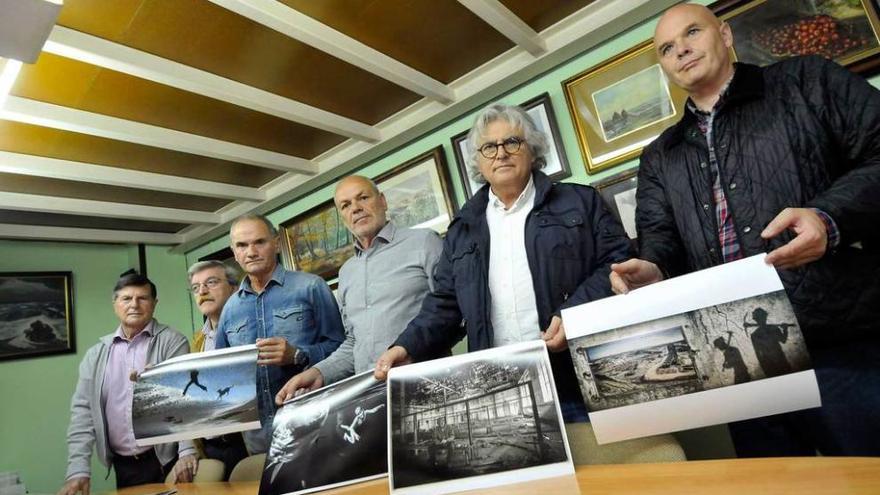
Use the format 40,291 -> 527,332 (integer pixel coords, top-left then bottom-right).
201,318 -> 215,335
354,222 -> 395,255
113,319 -> 154,342
686,67 -> 736,115
487,176 -> 535,214
238,263 -> 285,295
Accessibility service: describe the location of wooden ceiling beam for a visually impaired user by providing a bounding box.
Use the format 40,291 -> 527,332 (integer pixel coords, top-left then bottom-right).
0,151 -> 266,201
208,0 -> 455,103
457,0 -> 547,57
0,191 -> 221,224
0,223 -> 182,245
43,26 -> 381,143
0,96 -> 318,174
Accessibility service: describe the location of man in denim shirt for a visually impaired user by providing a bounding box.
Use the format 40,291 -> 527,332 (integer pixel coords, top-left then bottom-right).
215,214 -> 344,452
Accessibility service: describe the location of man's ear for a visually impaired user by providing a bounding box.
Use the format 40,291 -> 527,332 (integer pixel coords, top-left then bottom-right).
719,21 -> 734,49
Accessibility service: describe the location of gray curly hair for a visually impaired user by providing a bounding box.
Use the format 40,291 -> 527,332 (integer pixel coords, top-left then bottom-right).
464,103 -> 550,184
187,260 -> 240,286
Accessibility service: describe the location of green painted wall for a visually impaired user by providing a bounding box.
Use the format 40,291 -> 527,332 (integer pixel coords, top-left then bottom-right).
0,240 -> 191,494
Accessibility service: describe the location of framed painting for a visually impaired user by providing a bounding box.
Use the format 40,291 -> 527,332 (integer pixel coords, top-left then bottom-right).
712,0 -> 880,75
451,92 -> 572,198
0,271 -> 75,361
281,147 -> 457,280
281,200 -> 354,281
563,40 -> 690,175
593,167 -> 639,240
374,146 -> 457,235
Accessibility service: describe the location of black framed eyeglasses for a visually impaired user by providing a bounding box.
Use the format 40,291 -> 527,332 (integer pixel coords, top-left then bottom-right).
478,136 -> 524,159
190,277 -> 224,293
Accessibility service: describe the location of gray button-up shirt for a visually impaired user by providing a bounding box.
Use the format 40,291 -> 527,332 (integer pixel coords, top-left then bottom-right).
315,222 -> 443,383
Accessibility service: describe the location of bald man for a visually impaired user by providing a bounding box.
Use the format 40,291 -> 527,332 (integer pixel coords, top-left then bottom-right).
611,3 -> 880,457
276,176 -> 444,402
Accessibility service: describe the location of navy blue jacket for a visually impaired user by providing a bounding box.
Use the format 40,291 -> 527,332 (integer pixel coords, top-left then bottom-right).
394,170 -> 633,421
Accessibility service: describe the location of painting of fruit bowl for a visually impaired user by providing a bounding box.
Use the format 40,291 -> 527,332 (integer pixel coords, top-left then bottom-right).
715,0 -> 880,73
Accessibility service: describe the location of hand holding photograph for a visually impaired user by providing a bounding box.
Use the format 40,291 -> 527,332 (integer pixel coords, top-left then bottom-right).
387,341 -> 573,495
133,344 -> 260,446
562,255 -> 821,444
260,371 -> 387,495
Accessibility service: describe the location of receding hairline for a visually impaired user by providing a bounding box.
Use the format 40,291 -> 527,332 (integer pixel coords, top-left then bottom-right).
334,175 -> 381,201
654,3 -> 722,41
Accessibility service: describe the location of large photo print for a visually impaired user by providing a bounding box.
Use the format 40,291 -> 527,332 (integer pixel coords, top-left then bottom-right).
261,371 -> 387,495
133,345 -> 260,446
388,341 -> 573,495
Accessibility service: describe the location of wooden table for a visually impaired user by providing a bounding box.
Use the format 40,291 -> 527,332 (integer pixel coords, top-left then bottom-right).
103,457 -> 880,495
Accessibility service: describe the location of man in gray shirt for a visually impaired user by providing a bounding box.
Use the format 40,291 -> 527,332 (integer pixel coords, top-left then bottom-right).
275,175 -> 443,402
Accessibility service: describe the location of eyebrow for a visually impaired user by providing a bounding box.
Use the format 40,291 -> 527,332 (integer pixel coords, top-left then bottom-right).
658,22 -> 702,52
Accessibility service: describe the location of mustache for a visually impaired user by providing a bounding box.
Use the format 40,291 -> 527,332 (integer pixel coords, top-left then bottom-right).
197,296 -> 215,305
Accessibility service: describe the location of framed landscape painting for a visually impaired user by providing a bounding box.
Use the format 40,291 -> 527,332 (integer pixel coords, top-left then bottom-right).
0,272 -> 75,361
451,93 -> 572,198
563,40 -> 690,175
281,200 -> 354,281
713,0 -> 880,75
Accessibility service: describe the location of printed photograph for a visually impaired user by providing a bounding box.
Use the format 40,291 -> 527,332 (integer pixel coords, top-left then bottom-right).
133,345 -> 260,445
570,290 -> 811,411
388,341 -> 571,494
260,371 -> 387,495
721,0 -> 880,69
592,64 -> 676,142
0,272 -> 75,361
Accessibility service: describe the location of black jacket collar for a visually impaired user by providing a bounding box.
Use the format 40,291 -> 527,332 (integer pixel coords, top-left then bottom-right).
665,62 -> 765,149
456,170 -> 553,225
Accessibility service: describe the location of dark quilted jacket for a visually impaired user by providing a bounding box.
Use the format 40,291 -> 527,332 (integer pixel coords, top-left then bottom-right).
637,56 -> 880,347
394,170 -> 633,421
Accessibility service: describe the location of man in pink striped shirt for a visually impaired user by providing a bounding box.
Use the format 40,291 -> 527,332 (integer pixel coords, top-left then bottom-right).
58,272 -> 196,495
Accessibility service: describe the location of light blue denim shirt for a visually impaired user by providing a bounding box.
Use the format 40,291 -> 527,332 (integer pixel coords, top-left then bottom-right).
215,264 -> 344,426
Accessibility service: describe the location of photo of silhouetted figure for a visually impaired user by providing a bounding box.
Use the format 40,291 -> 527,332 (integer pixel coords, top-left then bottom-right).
745,308 -> 795,377
340,404 -> 385,444
713,335 -> 750,384
182,369 -> 208,396
217,386 -> 232,400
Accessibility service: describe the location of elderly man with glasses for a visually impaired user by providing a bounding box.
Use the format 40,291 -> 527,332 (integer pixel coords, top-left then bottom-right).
375,102 -> 632,431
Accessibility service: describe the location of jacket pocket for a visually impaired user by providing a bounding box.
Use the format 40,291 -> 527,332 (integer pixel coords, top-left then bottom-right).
537,213 -> 587,260
450,243 -> 479,286
273,305 -> 310,340
226,320 -> 250,346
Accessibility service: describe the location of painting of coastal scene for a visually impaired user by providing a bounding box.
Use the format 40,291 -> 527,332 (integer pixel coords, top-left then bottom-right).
0,272 -> 75,361
593,64 -> 676,142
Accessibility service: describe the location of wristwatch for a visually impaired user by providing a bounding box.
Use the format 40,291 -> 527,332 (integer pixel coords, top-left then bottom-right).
293,348 -> 309,367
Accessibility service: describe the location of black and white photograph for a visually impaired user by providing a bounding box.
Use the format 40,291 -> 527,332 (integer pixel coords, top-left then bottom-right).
133,344 -> 260,446
388,341 -> 573,495
562,254 -> 821,444
260,371 -> 387,495
593,167 -> 638,240
0,272 -> 75,362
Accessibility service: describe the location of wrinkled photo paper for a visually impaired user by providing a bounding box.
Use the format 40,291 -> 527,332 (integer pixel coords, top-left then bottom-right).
260,370 -> 387,495
388,340 -> 573,495
133,344 -> 260,446
563,254 -> 820,444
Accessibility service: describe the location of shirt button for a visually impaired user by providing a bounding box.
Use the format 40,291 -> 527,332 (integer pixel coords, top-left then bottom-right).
743,226 -> 751,233
703,204 -> 710,210
730,182 -> 737,190
700,162 -> 707,169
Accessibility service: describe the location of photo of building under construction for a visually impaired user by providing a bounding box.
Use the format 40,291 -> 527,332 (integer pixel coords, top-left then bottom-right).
388,343 -> 569,490
570,290 -> 812,412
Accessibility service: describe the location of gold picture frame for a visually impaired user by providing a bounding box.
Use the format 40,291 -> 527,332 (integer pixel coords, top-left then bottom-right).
563,40 -> 690,175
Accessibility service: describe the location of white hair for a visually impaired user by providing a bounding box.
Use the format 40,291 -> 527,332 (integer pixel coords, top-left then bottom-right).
464,103 -> 550,184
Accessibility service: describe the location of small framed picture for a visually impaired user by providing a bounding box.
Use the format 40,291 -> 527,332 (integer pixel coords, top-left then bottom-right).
0,271 -> 76,361
451,92 -> 572,198
562,41 -> 690,175
592,167 -> 639,240
713,0 -> 880,75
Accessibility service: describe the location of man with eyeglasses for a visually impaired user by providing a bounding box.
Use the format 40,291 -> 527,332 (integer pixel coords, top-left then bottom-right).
182,260 -> 248,480
374,103 -> 632,448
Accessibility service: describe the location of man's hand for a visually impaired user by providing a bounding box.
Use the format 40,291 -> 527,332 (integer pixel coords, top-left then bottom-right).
169,454 -> 199,484
610,259 -> 664,294
542,316 -> 568,352
256,337 -> 296,366
762,208 -> 828,270
57,477 -> 89,495
275,367 -> 324,405
374,346 -> 412,381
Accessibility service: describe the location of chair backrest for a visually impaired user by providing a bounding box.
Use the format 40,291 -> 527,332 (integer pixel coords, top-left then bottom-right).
229,453 -> 267,482
565,423 -> 687,465
164,458 -> 226,484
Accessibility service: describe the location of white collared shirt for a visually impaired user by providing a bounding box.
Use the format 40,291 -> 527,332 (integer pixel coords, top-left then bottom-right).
486,177 -> 540,346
